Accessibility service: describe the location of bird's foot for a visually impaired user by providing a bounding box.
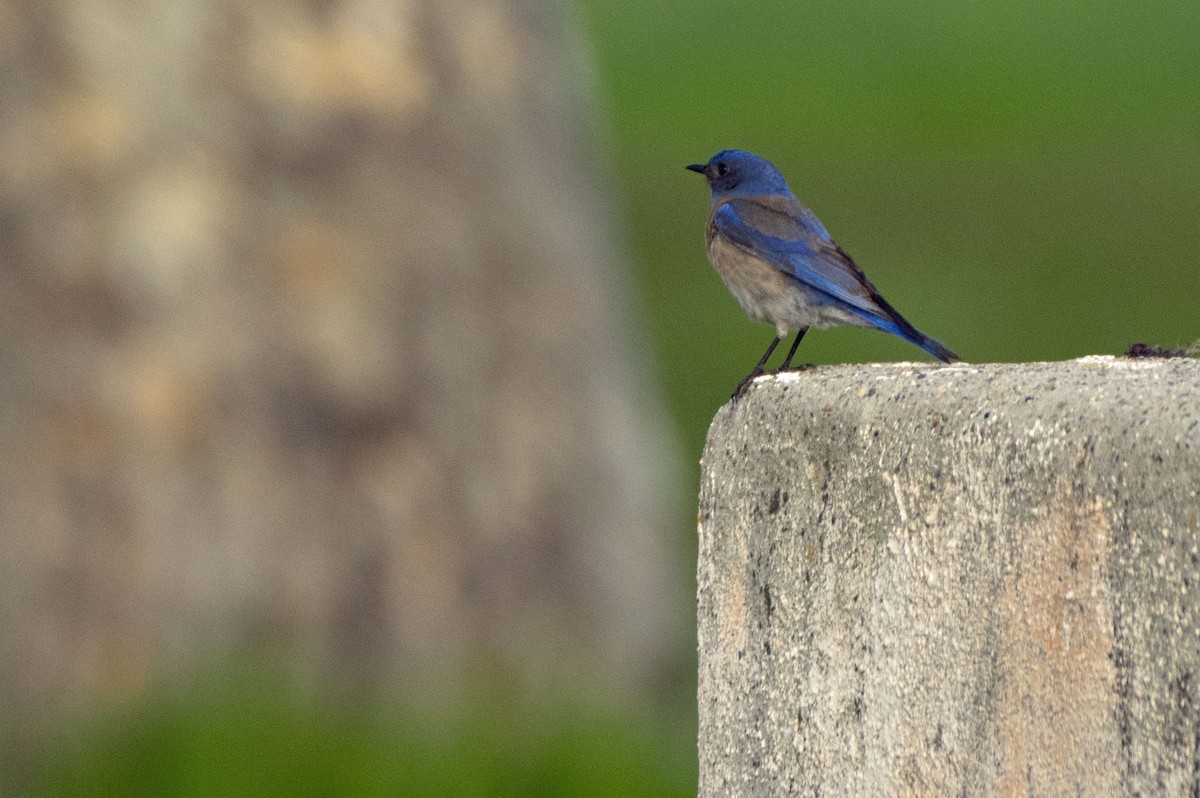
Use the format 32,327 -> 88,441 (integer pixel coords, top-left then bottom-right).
775,362 -> 812,374
730,368 -> 765,401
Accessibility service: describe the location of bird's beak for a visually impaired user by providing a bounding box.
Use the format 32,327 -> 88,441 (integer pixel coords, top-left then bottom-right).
685,163 -> 707,175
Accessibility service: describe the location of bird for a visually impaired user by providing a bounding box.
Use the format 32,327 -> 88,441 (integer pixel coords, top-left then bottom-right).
686,149 -> 959,398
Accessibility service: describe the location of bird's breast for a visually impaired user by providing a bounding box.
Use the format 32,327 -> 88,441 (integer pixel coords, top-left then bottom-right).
707,227 -> 804,329
705,224 -> 865,335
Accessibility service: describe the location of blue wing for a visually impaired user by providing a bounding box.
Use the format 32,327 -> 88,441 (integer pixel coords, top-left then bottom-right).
712,196 -> 885,319
711,195 -> 960,362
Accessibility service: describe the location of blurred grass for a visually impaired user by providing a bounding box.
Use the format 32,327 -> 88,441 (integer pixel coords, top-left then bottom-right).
23,663 -> 695,798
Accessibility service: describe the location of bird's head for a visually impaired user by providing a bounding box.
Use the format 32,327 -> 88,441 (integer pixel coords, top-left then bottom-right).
686,149 -> 791,197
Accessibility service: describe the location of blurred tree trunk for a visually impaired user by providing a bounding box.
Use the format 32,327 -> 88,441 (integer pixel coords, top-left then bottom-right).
0,0 -> 684,733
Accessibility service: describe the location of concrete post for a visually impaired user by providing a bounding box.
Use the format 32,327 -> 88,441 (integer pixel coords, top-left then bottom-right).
698,357 -> 1200,797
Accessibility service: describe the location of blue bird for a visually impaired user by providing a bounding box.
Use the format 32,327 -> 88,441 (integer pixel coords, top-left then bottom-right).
687,149 -> 959,397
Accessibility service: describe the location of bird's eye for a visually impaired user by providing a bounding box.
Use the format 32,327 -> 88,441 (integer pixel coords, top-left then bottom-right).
716,163 -> 729,176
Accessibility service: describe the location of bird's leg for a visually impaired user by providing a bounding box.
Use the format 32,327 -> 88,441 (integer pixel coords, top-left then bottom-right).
777,328 -> 809,372
732,335 -> 781,399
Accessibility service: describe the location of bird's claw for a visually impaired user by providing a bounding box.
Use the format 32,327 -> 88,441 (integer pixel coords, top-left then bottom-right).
730,368 -> 764,401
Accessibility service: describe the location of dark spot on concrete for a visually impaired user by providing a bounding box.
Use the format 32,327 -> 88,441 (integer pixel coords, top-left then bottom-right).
1127,342 -> 1188,358
1111,644 -> 1134,752
763,583 -> 773,619
1174,670 -> 1193,711
768,488 -> 782,515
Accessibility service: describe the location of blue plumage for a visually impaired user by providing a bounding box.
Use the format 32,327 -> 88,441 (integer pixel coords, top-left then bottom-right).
687,149 -> 959,396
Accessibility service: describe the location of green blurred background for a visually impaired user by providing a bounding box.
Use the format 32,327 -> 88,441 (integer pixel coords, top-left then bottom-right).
579,0 -> 1200,466
19,0 -> 1200,795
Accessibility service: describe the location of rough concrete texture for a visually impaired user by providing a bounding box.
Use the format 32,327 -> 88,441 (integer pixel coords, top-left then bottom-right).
698,356 -> 1200,797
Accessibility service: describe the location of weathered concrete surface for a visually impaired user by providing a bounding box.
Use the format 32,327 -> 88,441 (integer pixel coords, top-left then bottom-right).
698,357 -> 1200,797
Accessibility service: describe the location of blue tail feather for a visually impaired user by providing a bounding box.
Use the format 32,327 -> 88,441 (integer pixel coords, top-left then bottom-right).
857,303 -> 960,363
